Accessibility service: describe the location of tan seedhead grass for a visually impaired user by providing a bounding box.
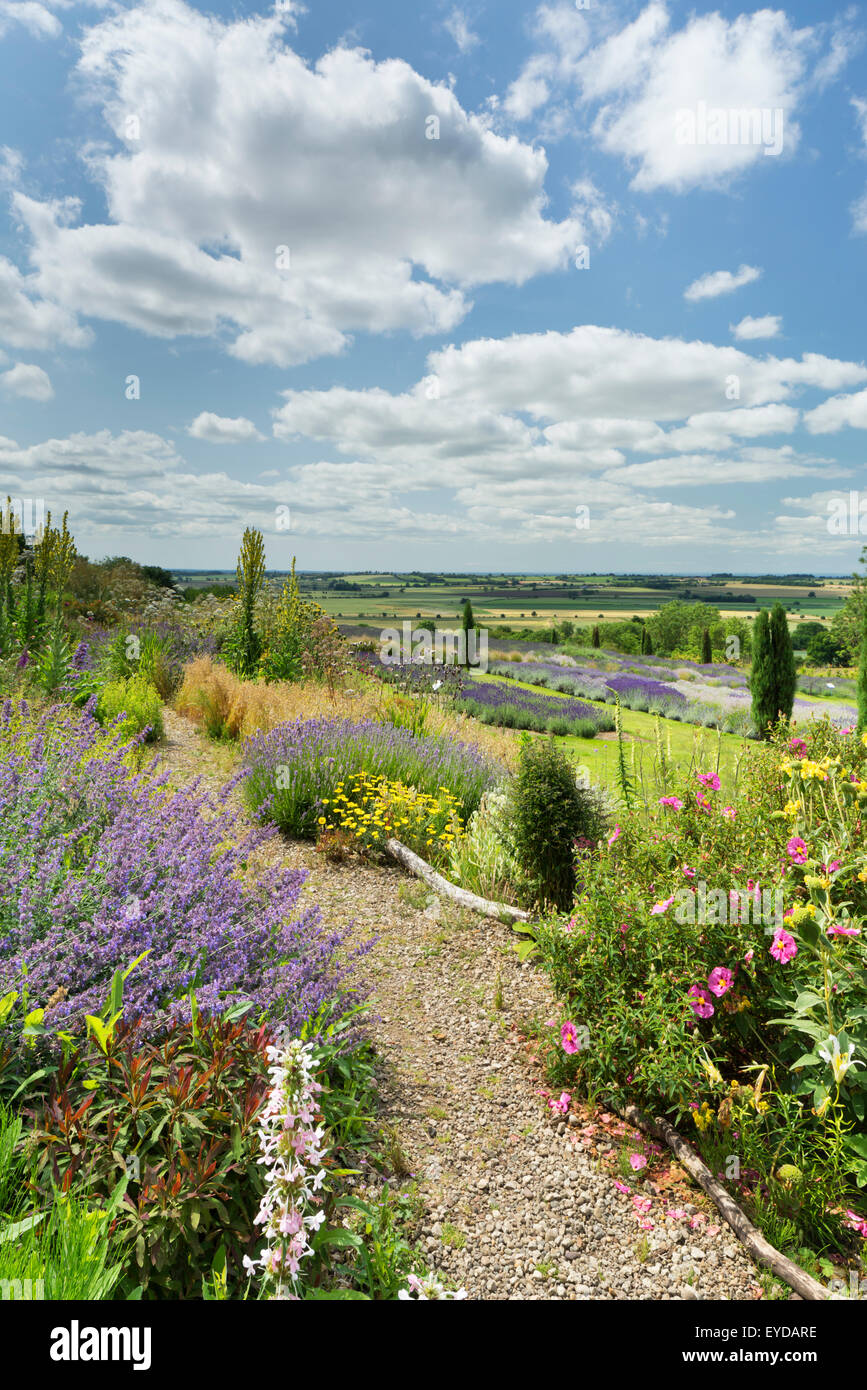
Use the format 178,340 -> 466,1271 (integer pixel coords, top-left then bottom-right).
175,655 -> 516,769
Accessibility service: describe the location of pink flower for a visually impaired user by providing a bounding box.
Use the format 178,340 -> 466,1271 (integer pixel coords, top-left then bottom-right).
560,1021 -> 581,1054
614,1180 -> 630,1195
650,894 -> 675,916
722,806 -> 735,820
696,792 -> 711,812
786,836 -> 808,864
549,1091 -> 571,1115
744,949 -> 754,964
844,1210 -> 867,1238
629,1154 -> 647,1171
688,985 -> 714,1020
682,865 -> 696,879
608,824 -> 622,847
827,923 -> 861,938
666,1208 -> 687,1221
659,796 -> 684,810
697,772 -> 721,790
707,966 -> 734,997
632,1195 -> 652,1214
770,928 -> 798,964
637,1217 -> 654,1231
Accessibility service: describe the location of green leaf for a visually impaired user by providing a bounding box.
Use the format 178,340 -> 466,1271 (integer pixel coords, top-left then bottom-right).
314,1228 -> 364,1252
0,1211 -> 46,1244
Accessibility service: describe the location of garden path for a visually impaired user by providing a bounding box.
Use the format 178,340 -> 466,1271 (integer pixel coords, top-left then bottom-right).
158,708 -> 767,1301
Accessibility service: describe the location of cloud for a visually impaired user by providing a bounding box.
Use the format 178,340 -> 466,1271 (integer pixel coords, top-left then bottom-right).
0,428 -> 291,539
0,361 -> 54,400
0,2 -> 62,40
507,3 -> 849,193
0,255 -> 90,352
731,314 -> 782,341
444,7 -> 478,54
581,5 -> 815,191
421,326 -> 867,421
188,412 -> 264,444
265,325 -> 864,553
804,388 -> 867,434
684,264 -> 761,302
503,2 -> 590,123
9,0 -> 589,366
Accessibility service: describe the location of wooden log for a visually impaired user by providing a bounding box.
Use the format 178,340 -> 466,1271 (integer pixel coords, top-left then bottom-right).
612,1099 -> 829,1301
384,838 -> 529,923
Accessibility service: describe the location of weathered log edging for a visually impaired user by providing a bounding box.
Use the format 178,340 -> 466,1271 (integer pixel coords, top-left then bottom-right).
384,838 -> 530,923
611,1099 -> 829,1300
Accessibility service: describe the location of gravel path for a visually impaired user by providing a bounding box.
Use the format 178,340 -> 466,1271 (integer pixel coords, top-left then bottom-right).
158,708 -> 767,1301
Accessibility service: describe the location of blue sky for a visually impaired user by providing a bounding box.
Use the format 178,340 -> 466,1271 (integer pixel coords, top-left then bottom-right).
0,0 -> 866,572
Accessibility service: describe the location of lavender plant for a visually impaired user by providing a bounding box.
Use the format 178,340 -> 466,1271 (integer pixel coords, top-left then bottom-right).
0,699 -> 366,1042
242,716 -> 498,836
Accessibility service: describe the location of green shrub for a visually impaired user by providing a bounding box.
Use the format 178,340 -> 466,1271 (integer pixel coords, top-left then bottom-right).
96,673 -> 164,741
503,735 -> 607,910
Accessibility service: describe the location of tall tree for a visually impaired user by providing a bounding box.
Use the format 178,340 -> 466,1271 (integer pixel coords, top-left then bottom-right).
461,598 -> 475,666
858,588 -> 867,734
751,604 -> 795,737
591,624 -> 601,649
701,627 -> 712,665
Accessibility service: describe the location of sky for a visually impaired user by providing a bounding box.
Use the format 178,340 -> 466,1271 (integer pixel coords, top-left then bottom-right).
0,0 -> 866,573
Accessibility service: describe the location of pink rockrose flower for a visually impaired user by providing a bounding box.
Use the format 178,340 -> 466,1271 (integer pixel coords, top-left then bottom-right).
707,966 -> 734,997
549,1091 -> 571,1115
722,806 -> 736,820
608,824 -> 622,847
561,1021 -> 581,1054
697,772 -> 721,790
770,928 -> 798,963
650,895 -> 675,916
659,796 -> 684,810
682,865 -> 697,879
786,837 -> 808,864
629,1154 -> 648,1171
688,985 -> 715,1020
827,923 -> 861,938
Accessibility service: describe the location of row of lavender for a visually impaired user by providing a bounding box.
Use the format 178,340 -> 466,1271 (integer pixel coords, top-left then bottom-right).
0,698 -> 363,1041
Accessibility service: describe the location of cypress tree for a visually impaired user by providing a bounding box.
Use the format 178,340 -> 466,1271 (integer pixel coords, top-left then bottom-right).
770,602 -> 796,724
641,626 -> 653,656
701,627 -> 712,665
750,604 -> 795,737
591,624 -> 601,649
857,590 -> 867,734
461,599 -> 475,667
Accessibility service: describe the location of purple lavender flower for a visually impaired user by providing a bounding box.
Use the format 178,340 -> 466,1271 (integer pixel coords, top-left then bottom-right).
0,701 -> 368,1042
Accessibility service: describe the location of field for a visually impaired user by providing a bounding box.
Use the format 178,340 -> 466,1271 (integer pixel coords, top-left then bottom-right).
174,569 -> 854,633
